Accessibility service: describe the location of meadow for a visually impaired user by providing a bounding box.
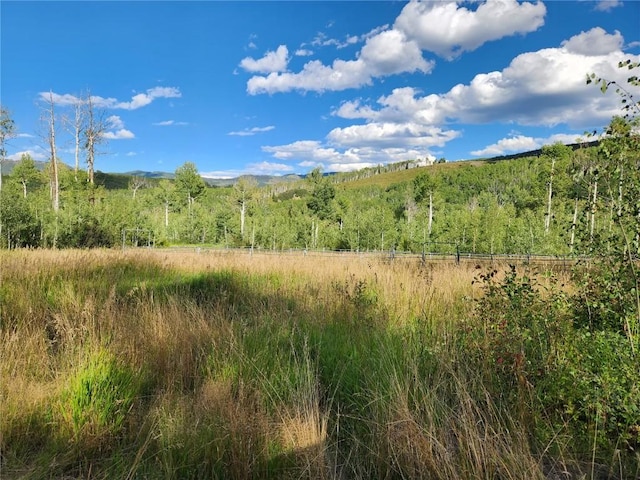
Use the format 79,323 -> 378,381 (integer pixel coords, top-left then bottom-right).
1,249 -> 638,479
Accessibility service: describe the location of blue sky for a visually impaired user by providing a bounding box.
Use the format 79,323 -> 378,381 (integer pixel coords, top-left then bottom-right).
2,1 -> 639,178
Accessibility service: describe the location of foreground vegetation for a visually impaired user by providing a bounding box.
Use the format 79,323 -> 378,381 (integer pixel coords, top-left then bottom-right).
1,249 -> 638,479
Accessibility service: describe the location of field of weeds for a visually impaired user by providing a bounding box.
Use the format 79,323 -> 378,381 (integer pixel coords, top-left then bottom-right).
1,249 -> 638,479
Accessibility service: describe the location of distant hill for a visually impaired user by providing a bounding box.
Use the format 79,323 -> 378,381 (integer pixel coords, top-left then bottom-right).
199,174 -> 303,187
1,140 -> 599,190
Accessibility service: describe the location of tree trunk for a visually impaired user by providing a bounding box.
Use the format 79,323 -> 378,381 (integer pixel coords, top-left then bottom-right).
240,198 -> 246,239
545,158 -> 555,234
164,201 -> 169,228
590,180 -> 598,241
570,197 -> 579,252
47,92 -> 59,213
428,192 -> 433,237
74,99 -> 82,182
86,95 -> 96,185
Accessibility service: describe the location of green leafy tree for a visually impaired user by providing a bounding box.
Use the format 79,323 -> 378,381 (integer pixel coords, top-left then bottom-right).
0,190 -> 40,248
174,162 -> 206,209
306,167 -> 335,221
579,59 -> 640,349
0,105 -> 16,193
11,153 -> 43,198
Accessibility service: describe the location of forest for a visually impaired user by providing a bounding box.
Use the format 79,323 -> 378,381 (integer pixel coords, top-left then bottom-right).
0,132 -> 629,258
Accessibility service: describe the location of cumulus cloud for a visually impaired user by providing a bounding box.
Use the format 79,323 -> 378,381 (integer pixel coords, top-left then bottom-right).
472,132 -> 593,156
295,48 -> 314,57
261,132 -> 451,173
332,29 -> 639,131
245,0 -> 546,94
327,122 -> 460,148
471,135 -> 541,156
247,34 -> 432,95
594,0 -> 622,12
107,115 -> 125,130
40,86 -> 181,110
239,45 -> 289,73
102,116 -> 134,139
245,161 -> 294,174
228,126 -> 275,136
102,129 -> 134,140
394,0 -> 546,59
561,27 -> 623,56
8,148 -> 47,162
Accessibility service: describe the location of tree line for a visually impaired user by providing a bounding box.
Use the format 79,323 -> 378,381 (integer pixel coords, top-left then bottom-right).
0,63 -> 638,257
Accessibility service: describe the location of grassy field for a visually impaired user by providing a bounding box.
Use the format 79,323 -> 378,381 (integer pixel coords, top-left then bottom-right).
1,249 -> 638,479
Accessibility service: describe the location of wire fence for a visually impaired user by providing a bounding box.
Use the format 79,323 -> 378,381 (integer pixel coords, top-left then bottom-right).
143,244 -> 582,267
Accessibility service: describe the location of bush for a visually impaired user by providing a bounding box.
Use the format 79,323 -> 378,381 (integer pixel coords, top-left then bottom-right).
58,214 -> 114,248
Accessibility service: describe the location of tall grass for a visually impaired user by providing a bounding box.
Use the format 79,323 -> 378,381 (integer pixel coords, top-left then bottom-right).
1,249 -> 637,479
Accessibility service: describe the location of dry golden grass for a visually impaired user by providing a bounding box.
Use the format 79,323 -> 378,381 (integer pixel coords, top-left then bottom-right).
0,248 -> 584,479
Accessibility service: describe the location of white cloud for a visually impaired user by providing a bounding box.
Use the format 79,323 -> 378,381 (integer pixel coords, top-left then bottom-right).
153,120 -> 189,126
8,148 -> 47,161
247,34 -> 432,95
245,161 -> 294,174
102,129 -> 134,140
107,115 -> 125,130
201,170 -> 242,179
561,27 -> 623,56
200,161 -> 293,178
594,0 -> 622,12
16,133 -> 35,138
261,137 -> 448,173
228,126 -> 275,136
471,135 -> 540,156
311,31 -> 361,49
327,122 -> 460,148
239,45 -> 289,73
394,0 -> 546,59
39,92 -> 81,106
295,48 -> 314,57
39,86 -> 181,110
358,29 -> 432,77
126,151 -> 137,156
244,0 -> 545,95
332,29 -> 639,130
99,116 -> 135,140
471,132 -> 593,156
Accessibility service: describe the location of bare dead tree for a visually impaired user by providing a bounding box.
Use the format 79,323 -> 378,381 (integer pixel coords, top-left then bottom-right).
82,93 -> 107,185
62,96 -> 84,182
43,91 -> 60,213
129,176 -> 148,199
